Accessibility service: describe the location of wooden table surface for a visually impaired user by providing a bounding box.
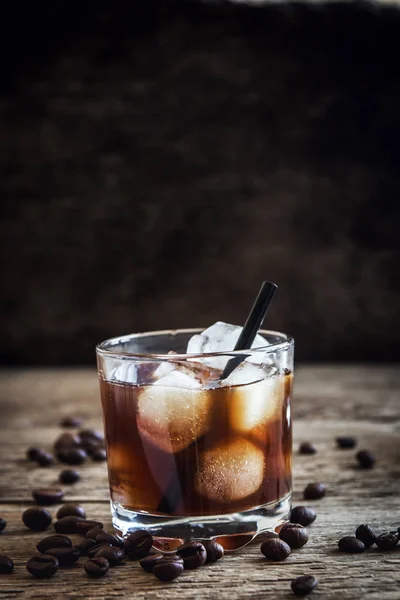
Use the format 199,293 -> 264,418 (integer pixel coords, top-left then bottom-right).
0,366 -> 399,599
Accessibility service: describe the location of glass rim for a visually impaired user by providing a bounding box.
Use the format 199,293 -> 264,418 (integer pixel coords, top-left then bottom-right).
96,328 -> 294,361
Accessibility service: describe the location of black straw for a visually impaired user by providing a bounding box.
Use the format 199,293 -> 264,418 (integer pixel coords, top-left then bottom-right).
221,281 -> 278,380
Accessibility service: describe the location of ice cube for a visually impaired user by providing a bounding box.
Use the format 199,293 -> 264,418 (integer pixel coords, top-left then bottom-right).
195,438 -> 264,502
226,372 -> 285,433
187,322 -> 268,370
137,369 -> 212,453
222,362 -> 267,386
188,321 -> 268,353
111,362 -> 139,384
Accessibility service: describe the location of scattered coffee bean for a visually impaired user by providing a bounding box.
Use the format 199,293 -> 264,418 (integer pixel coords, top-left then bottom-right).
299,442 -> 317,455
54,432 -> 82,451
32,488 -> 64,506
27,447 -> 44,461
291,506 -> 317,527
336,436 -> 356,449
36,452 -> 55,467
95,546 -> 124,566
37,535 -> 72,553
96,532 -> 124,548
91,448 -> 107,462
203,540 -> 224,563
84,440 -> 104,455
140,553 -> 166,573
76,538 -> 98,556
291,575 -> 318,596
376,532 -> 398,551
22,507 -> 52,531
153,557 -> 184,582
54,516 -> 83,534
0,555 -> 14,574
124,530 -> 153,560
0,518 -> 6,533
75,519 -> 104,535
88,544 -> 111,559
26,554 -> 59,578
356,450 -> 375,469
303,483 -> 325,500
279,523 -> 309,549
338,536 -> 365,553
355,524 -> 377,547
59,469 -> 80,484
60,416 -> 83,428
177,541 -> 207,569
45,546 -> 80,566
390,530 -> 400,539
79,429 -> 104,444
85,527 -> 104,540
84,556 -> 109,578
56,503 -> 86,520
261,538 -> 291,561
57,448 -> 87,465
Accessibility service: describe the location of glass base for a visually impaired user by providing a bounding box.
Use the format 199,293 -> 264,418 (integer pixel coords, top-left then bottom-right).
112,492 -> 291,550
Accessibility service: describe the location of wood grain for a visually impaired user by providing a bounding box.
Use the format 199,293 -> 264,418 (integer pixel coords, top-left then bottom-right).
0,366 -> 399,599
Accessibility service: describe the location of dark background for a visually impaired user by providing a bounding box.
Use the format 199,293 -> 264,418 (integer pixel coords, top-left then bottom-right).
1,1 -> 399,365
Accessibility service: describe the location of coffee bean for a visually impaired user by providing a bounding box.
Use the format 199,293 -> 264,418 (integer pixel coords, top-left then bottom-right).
0,555 -> 14,574
355,524 -> 377,547
27,447 -> 44,461
124,530 -> 153,560
75,520 -> 104,535
84,557 -> 109,578
88,544 -> 112,559
83,440 -> 104,455
261,538 -> 291,561
32,488 -> 64,506
177,541 -> 207,569
36,452 -> 55,467
336,436 -> 356,449
203,540 -> 224,563
279,523 -> 309,549
376,532 -> 398,551
0,518 -> 6,533
91,448 -> 107,462
56,503 -> 86,520
356,450 -> 375,469
96,532 -> 124,548
26,554 -> 59,578
37,535 -> 72,553
291,506 -> 317,527
338,536 -> 365,553
79,429 -> 104,443
45,546 -> 80,566
54,516 -> 83,534
299,442 -> 317,455
153,557 -> 184,581
75,538 -> 97,556
59,469 -> 80,484
57,448 -> 87,465
140,553 -> 166,573
85,527 -> 104,540
22,507 -> 52,531
76,538 -> 97,556
95,546 -> 124,566
291,575 -> 318,596
54,432 -> 82,451
60,416 -> 82,428
303,483 -> 325,500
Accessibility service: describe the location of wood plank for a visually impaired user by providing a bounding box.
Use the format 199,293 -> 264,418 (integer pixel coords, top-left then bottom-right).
0,367 -> 399,599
